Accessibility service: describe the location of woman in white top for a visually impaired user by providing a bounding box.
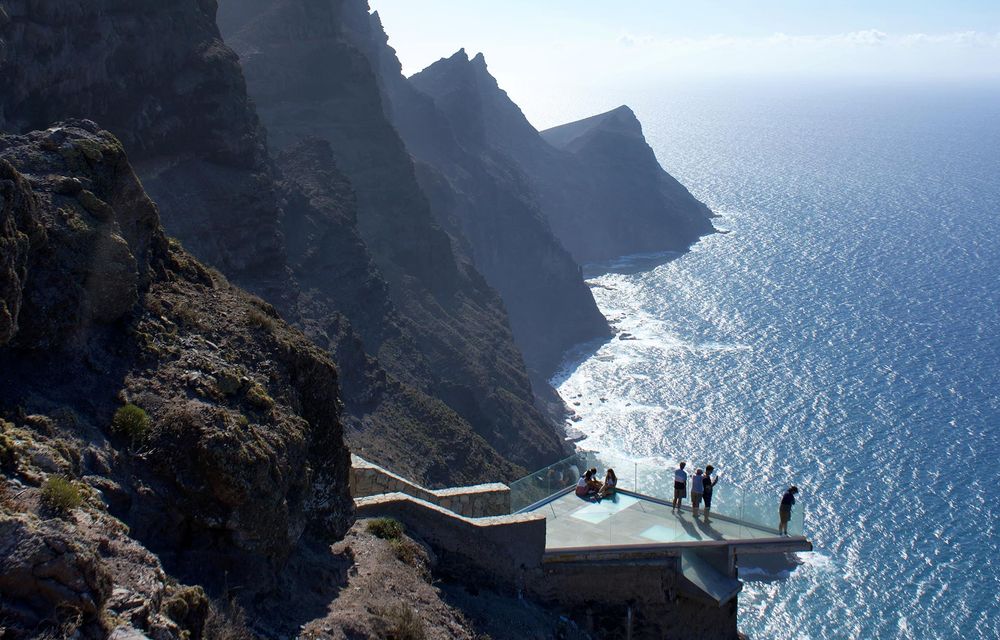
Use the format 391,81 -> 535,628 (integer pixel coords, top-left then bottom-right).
598,468 -> 618,498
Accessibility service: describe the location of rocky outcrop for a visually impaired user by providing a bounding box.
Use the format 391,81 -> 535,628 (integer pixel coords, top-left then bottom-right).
0,0 -> 294,305
0,123 -> 354,634
218,0 -> 568,471
410,52 -> 715,264
347,16 -> 611,382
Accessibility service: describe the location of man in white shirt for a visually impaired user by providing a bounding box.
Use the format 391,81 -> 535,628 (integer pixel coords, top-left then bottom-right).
672,461 -> 687,511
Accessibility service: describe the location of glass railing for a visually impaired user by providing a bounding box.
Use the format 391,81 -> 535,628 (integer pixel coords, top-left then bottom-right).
510,451 -> 805,539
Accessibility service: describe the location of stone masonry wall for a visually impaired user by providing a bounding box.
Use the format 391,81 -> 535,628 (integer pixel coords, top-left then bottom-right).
530,558 -> 739,640
350,454 -> 510,517
354,492 -> 545,587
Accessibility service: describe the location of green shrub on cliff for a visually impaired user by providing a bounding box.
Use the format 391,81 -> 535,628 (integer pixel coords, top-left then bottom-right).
112,403 -> 150,446
366,517 -> 404,540
41,476 -> 81,513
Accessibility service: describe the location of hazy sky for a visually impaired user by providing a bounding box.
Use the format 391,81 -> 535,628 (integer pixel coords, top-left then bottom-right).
370,1 -> 1000,124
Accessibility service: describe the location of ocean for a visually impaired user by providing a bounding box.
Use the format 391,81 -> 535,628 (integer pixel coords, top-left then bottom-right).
543,80 -> 1000,639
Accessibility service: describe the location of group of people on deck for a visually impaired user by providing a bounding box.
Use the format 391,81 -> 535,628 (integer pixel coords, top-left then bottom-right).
571,460 -> 801,536
672,461 -> 800,535
575,467 -> 617,500
670,461 -> 719,522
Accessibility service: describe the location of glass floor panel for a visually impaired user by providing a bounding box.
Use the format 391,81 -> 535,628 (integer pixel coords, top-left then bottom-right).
533,491 -> 783,550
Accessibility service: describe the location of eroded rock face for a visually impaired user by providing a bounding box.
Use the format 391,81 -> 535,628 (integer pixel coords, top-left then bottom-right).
0,122 -> 353,608
0,514 -> 113,624
219,0 -> 569,472
351,15 -> 611,381
0,158 -> 39,346
0,0 -> 293,303
410,51 -> 715,265
0,122 -> 162,350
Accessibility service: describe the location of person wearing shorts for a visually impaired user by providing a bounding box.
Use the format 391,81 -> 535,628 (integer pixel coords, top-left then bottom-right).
672,462 -> 687,511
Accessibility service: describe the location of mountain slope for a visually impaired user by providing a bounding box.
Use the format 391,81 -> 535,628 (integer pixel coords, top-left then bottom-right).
0,0 -> 556,484
0,121 -> 353,636
218,0 -> 568,470
410,52 -> 715,264
348,18 -> 611,383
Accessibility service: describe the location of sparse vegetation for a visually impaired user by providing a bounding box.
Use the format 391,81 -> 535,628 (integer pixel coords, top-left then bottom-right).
174,301 -> 203,328
0,425 -> 17,470
203,597 -> 256,640
367,517 -> 404,540
246,383 -> 274,410
390,537 -> 420,566
0,482 -> 14,511
163,586 -> 210,632
41,476 -> 82,513
373,604 -> 426,640
246,307 -> 274,331
112,403 -> 151,446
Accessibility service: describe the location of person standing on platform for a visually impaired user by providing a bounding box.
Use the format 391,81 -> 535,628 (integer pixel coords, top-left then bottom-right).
779,486 -> 799,535
702,465 -> 719,522
672,461 -> 688,512
691,469 -> 706,516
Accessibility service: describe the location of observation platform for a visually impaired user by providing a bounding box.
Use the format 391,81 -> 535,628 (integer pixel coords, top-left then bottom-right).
530,488 -> 809,554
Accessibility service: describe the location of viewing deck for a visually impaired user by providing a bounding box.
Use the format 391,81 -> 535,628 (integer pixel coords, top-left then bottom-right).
512,451 -> 810,561
350,452 -> 812,626
526,487 -> 809,554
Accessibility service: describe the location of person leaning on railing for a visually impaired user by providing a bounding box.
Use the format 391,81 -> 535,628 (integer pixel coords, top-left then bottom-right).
778,486 -> 799,535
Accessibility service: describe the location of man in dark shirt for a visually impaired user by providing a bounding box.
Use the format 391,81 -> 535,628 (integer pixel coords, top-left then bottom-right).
778,486 -> 799,535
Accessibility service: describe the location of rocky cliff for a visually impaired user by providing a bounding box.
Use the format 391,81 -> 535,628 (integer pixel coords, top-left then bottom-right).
217,0 -> 568,470
0,0 -> 294,305
410,52 -> 715,264
0,122 -> 353,637
347,17 -> 611,383
0,0 -> 562,485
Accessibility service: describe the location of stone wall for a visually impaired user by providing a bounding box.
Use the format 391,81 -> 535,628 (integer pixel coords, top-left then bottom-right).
350,454 -> 510,517
529,557 -> 739,640
354,492 -> 545,587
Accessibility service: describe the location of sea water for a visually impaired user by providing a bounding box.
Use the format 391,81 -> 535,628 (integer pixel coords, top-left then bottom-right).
545,81 -> 1000,639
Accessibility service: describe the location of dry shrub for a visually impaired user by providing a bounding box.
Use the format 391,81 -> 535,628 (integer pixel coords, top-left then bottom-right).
246,307 -> 274,331
203,598 -> 256,640
373,604 -> 426,640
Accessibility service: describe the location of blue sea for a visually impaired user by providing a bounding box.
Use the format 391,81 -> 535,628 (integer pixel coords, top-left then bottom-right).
543,80 -> 1000,639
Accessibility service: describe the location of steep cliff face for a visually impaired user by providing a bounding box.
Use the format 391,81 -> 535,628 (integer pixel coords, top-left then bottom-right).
411,53 -> 715,264
218,0 -> 568,470
0,0 -> 294,304
275,138 -> 521,484
0,122 -> 353,636
348,19 -> 611,382
1,0 -> 556,484
540,106 -> 715,260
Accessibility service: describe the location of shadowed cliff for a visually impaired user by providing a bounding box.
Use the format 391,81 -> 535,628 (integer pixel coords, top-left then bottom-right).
410,51 -> 716,264
0,0 -> 558,484
0,122 -> 353,636
217,0 -> 569,471
345,14 -> 612,384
